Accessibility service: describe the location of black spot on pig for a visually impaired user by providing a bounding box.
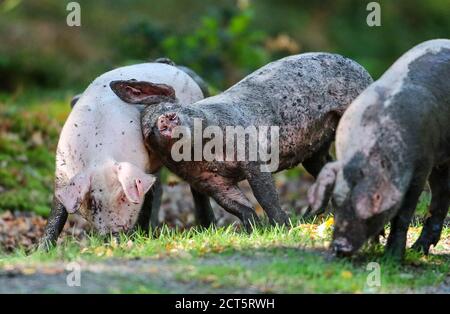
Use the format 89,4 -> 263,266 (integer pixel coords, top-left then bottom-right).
90,196 -> 103,216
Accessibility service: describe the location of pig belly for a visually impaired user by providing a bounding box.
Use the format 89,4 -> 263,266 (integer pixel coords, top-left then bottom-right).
276,118 -> 337,171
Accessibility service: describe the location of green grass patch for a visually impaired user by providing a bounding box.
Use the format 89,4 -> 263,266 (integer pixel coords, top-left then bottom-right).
1,223 -> 449,293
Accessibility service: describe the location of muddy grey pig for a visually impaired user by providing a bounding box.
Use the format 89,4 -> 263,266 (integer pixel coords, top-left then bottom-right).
39,62 -> 208,249
110,53 -> 373,232
308,39 -> 450,259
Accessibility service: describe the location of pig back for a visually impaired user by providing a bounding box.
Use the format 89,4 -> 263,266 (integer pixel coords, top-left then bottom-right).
232,53 -> 372,125
337,39 -> 450,163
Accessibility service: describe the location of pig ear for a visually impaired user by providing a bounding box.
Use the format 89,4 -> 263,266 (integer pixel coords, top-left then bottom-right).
355,194 -> 383,219
56,172 -> 91,214
116,162 -> 156,204
70,93 -> 82,108
307,161 -> 340,213
355,182 -> 401,219
110,80 -> 177,105
153,57 -> 176,66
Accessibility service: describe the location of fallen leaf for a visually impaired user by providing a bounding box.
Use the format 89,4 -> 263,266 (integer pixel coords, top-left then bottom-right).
341,270 -> 353,279
21,267 -> 37,275
105,248 -> 113,257
317,217 -> 334,238
126,240 -> 133,249
41,267 -> 64,275
94,247 -> 105,257
110,238 -> 118,248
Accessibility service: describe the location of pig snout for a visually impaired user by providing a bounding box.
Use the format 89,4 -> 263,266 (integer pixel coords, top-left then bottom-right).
157,112 -> 180,138
97,213 -> 134,235
331,237 -> 355,257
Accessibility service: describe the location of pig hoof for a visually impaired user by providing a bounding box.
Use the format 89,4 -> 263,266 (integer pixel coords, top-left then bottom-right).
198,220 -> 217,229
151,227 -> 162,238
384,246 -> 405,261
270,212 -> 290,227
242,217 -> 261,233
37,238 -> 55,252
411,240 -> 431,255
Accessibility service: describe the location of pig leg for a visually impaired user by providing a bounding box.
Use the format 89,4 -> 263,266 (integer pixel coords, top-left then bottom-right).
135,194 -> 152,232
136,173 -> 162,232
302,148 -> 333,178
306,161 -> 341,216
191,187 -> 216,227
38,195 -> 68,250
245,164 -> 290,226
368,229 -> 386,245
412,165 -> 450,254
302,147 -> 334,216
150,174 -> 162,230
207,184 -> 260,232
385,172 -> 429,259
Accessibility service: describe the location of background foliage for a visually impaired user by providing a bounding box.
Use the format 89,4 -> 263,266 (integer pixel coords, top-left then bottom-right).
1,0 -> 449,92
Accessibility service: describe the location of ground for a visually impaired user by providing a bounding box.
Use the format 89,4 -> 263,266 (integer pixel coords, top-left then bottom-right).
0,91 -> 449,293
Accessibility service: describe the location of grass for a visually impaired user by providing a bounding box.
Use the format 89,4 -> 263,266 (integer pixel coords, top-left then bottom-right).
1,222 -> 449,293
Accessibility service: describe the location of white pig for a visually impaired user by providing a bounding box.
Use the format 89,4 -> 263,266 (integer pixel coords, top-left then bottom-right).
40,62 -> 204,247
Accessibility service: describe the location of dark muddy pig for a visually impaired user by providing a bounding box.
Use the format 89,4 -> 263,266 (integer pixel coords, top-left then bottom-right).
111,53 -> 372,231
308,39 -> 450,259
